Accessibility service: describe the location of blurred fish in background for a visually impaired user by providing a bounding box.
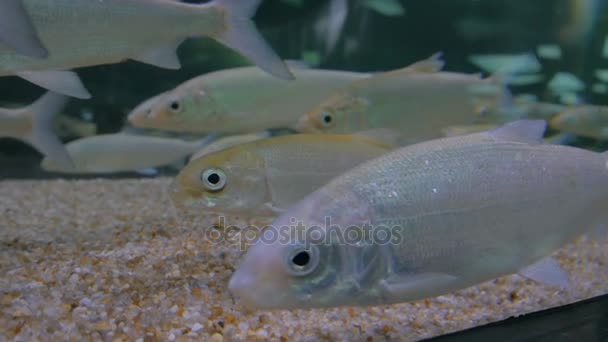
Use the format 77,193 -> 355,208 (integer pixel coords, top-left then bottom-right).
0,92 -> 73,169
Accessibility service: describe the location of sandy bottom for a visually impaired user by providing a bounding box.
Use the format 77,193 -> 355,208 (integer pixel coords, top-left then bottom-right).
1,178 -> 607,341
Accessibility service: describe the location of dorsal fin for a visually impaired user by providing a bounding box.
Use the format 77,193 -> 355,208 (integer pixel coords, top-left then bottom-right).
354,129 -> 401,148
489,120 -> 547,144
402,52 -> 445,73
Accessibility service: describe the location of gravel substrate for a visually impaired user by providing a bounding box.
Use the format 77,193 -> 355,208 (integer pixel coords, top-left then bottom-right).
1,178 -> 607,341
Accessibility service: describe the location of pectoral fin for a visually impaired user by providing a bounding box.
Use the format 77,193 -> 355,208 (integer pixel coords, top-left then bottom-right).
17,70 -> 91,99
380,272 -> 459,301
0,0 -> 48,58
518,256 -> 570,288
132,41 -> 183,70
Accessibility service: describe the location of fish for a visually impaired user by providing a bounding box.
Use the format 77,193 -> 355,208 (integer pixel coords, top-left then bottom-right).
441,124 -> 500,137
0,91 -> 73,168
0,0 -> 48,58
550,105 -> 608,140
41,133 -> 205,174
0,0 -> 293,99
189,132 -> 271,162
229,120 -> 608,309
169,131 -> 397,216
295,55 -> 509,145
127,64 -> 373,134
476,95 -> 567,124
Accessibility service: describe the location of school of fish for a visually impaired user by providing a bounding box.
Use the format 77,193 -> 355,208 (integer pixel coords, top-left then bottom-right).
1,0 -> 607,316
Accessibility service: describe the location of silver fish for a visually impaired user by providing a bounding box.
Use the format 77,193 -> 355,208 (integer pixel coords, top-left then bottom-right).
41,133 -> 204,174
0,0 -> 48,58
0,92 -> 72,168
230,120 -> 608,309
1,0 -> 292,99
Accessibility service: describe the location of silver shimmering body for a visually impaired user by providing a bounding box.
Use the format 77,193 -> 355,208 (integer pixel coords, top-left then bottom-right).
234,129 -> 608,308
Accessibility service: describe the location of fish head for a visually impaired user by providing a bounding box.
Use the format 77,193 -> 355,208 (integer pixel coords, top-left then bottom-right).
229,188 -> 377,309
169,146 -> 271,215
295,93 -> 369,134
128,82 -> 223,132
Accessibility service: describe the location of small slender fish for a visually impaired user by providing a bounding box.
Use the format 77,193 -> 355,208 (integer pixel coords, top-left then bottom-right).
230,120 -> 608,309
128,64 -> 372,133
0,0 -> 292,99
170,131 -> 397,216
295,55 -> 510,144
0,0 -> 48,58
550,105 -> 608,140
0,92 -> 73,168
189,132 -> 271,162
41,134 -> 204,174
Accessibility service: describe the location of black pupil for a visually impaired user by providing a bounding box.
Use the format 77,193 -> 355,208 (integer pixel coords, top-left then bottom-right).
292,251 -> 310,267
170,101 -> 180,110
207,173 -> 220,185
323,115 -> 332,124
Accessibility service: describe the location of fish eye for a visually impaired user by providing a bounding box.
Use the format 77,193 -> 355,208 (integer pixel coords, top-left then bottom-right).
317,111 -> 334,127
200,168 -> 226,192
168,100 -> 182,113
285,245 -> 320,277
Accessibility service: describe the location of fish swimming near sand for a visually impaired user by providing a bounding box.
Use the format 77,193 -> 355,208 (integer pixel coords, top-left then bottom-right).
170,131 -> 397,216
229,120 -> 608,309
0,0 -> 48,58
0,91 -> 73,169
41,133 -> 205,174
295,55 -> 510,144
127,54 -> 444,134
550,105 -> 608,140
0,0 -> 293,99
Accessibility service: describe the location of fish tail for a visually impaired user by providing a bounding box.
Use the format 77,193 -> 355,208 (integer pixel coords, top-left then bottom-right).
212,0 -> 294,80
22,92 -> 74,169
488,70 -> 513,109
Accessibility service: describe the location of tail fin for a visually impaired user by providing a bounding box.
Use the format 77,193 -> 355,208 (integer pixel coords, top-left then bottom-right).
213,0 -> 294,80
22,92 -> 75,169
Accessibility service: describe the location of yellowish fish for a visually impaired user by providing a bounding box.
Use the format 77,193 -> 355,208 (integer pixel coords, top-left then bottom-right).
189,132 -> 271,162
0,0 -> 292,99
41,133 -> 204,174
170,131 -> 397,216
0,91 -> 73,168
127,64 -> 372,133
550,105 -> 608,140
295,55 -> 510,145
